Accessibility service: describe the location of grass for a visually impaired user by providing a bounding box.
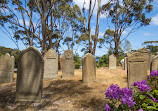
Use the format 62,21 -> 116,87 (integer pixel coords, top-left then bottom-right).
0,67 -> 127,111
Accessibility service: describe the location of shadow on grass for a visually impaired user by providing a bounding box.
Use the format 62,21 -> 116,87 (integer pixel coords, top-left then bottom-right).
0,79 -> 108,111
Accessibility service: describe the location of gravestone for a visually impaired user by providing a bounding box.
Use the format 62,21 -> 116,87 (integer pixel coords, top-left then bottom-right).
120,59 -> 124,70
62,50 -> 74,77
109,54 -> 116,69
60,54 -> 64,71
16,47 -> 43,101
127,52 -> 147,88
151,55 -> 158,71
135,47 -> 151,70
127,52 -> 132,57
44,49 -> 58,79
82,53 -> 96,83
0,53 -> 14,84
124,57 -> 128,70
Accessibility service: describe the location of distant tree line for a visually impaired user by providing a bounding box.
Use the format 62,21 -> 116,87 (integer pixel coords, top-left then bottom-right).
0,0 -> 155,65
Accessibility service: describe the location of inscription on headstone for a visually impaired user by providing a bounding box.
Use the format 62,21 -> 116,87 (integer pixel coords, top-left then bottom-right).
127,52 -> 147,88
135,47 -> 151,70
44,49 -> 58,79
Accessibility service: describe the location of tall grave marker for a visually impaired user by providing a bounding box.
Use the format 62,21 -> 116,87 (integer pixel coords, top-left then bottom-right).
16,47 -> 43,101
44,49 -> 58,79
109,54 -> 116,69
0,53 -> 14,84
62,50 -> 74,77
82,53 -> 96,83
127,52 -> 147,87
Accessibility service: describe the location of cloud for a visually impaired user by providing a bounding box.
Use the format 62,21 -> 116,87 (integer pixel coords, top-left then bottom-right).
151,14 -> 158,26
143,32 -> 152,36
19,19 -> 29,26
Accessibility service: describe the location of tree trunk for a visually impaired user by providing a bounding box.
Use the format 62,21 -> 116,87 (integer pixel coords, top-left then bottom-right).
41,1 -> 47,56
92,0 -> 101,55
88,0 -> 92,54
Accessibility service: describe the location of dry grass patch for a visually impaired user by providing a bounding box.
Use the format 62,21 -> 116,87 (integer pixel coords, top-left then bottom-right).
0,67 -> 127,111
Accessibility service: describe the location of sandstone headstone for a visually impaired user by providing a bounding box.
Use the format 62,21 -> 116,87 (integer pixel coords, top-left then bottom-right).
62,50 -> 74,77
120,59 -> 124,70
135,47 -> 151,70
82,53 -> 96,83
151,55 -> 158,71
60,54 -> 64,71
127,52 -> 147,88
16,47 -> 43,101
127,52 -> 132,57
109,54 -> 116,69
124,57 -> 128,70
44,49 -> 58,79
0,53 -> 14,84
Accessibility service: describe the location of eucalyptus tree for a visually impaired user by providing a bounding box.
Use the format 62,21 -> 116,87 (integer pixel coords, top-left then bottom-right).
98,29 -> 115,53
0,0 -> 20,49
2,0 -> 84,55
143,41 -> 158,55
102,0 -> 153,58
77,0 -> 101,55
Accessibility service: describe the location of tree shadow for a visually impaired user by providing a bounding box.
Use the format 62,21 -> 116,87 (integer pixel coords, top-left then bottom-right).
0,79 -> 108,111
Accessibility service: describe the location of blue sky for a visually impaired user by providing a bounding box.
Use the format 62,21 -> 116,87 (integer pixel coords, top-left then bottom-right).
0,0 -> 158,57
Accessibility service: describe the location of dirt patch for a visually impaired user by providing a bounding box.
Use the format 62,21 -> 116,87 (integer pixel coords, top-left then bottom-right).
0,67 -> 127,111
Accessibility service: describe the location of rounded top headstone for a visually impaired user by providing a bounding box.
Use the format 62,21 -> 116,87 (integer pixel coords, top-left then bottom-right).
64,50 -> 73,59
136,47 -> 150,53
4,53 -> 10,58
82,53 -> 95,59
128,52 -> 145,62
44,49 -> 57,59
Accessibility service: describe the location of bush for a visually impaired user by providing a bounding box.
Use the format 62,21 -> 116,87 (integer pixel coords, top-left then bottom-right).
104,70 -> 158,111
97,54 -> 109,68
74,53 -> 81,69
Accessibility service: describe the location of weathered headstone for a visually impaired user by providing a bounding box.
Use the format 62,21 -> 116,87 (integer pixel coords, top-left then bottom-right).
44,49 -> 58,79
60,54 -> 64,71
151,55 -> 158,71
109,54 -> 116,69
62,50 -> 74,77
127,52 -> 132,57
127,52 -> 147,88
16,47 -> 43,101
82,53 -> 96,83
135,47 -> 151,70
124,57 -> 128,70
120,59 -> 124,70
0,53 -> 14,84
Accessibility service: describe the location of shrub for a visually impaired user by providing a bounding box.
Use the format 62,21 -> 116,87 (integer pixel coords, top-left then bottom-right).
104,70 -> 158,111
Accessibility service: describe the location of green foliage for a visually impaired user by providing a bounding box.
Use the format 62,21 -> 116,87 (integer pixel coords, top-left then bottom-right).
98,29 -> 114,53
74,53 -> 81,69
131,75 -> 158,110
102,0 -> 153,57
76,33 -> 95,54
97,54 -> 109,68
143,41 -> 158,55
0,0 -> 13,26
104,72 -> 158,111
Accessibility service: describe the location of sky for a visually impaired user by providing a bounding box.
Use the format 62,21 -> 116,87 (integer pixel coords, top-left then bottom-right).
0,0 -> 158,57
